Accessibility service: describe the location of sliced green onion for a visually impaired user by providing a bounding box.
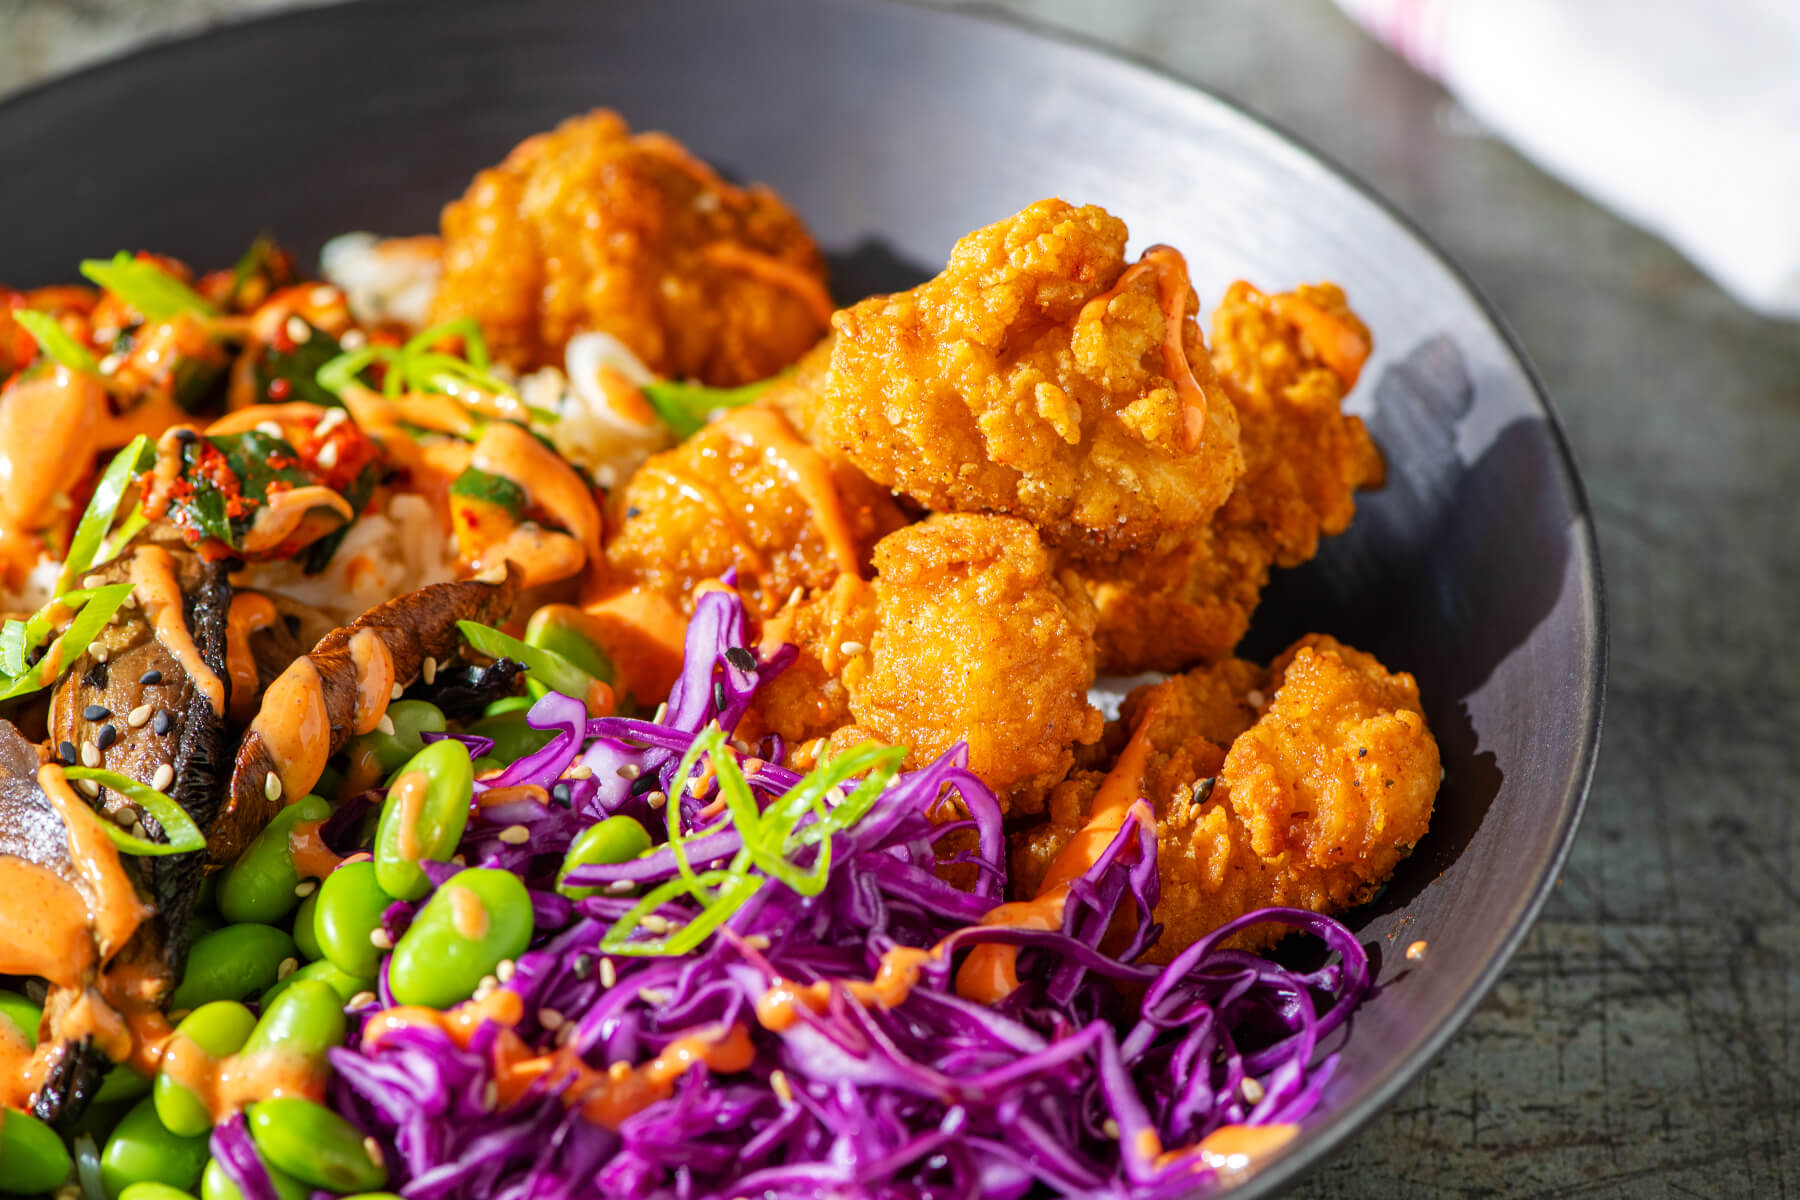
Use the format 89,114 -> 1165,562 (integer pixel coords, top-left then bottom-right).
0,583 -> 135,701
98,503 -> 150,564
641,378 -> 773,440
12,309 -> 100,374
457,619 -> 605,696
315,345 -> 392,398
62,767 -> 205,857
58,435 -> 153,596
79,252 -> 217,321
0,620 -> 25,677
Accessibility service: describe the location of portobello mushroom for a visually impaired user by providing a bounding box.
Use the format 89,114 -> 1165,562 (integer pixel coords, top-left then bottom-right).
215,566 -> 519,863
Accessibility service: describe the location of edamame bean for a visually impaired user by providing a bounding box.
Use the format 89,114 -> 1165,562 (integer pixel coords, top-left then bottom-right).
92,1066 -> 152,1106
199,1156 -> 310,1200
259,959 -> 371,1009
240,980 -> 346,1073
471,755 -> 503,776
167,924 -> 298,1012
389,868 -> 533,1009
245,1098 -> 386,1192
154,1001 -> 257,1137
0,989 -> 40,1047
374,740 -> 474,901
0,1106 -> 71,1195
555,816 -> 653,901
313,861 -> 394,978
483,695 -> 533,718
215,795 -> 333,925
99,1096 -> 208,1198
120,1182 -> 199,1200
349,700 -> 447,777
465,708 -> 554,766
525,605 -> 618,684
291,890 -> 321,962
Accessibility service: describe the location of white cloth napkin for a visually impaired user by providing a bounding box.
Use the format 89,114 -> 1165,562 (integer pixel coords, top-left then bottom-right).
1335,0 -> 1800,319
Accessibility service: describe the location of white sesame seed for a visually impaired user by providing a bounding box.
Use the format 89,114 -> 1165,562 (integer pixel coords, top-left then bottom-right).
112,807 -> 137,828
369,929 -> 393,951
640,915 -> 672,934
92,644 -> 110,663
646,790 -> 667,811
390,682 -> 405,701
338,329 -> 368,352
310,286 -> 337,309
264,773 -> 283,802
80,741 -> 100,768
362,1136 -> 384,1169
129,822 -> 147,839
256,420 -> 286,439
376,714 -> 395,736
1246,689 -> 1265,708
75,778 -> 101,798
285,316 -> 313,345
1103,1118 -> 1122,1139
476,974 -> 499,997
538,1008 -> 565,1030
82,574 -> 105,590
651,702 -> 668,725
824,788 -> 846,808
770,1069 -> 795,1104
786,586 -> 804,609
294,880 -> 317,898
450,854 -> 466,867
348,991 -> 377,1009
127,703 -> 154,728
496,958 -> 516,982
599,958 -> 617,988
743,934 -> 771,951
151,763 -> 174,792
315,441 -> 340,469
482,1080 -> 499,1111
637,987 -> 671,1006
1241,1076 -> 1266,1104
838,640 -> 866,658
566,765 -> 592,780
555,1021 -> 576,1046
277,957 -> 298,980
316,407 -> 349,434
498,825 -> 530,845
421,656 -> 437,684
607,880 -> 635,894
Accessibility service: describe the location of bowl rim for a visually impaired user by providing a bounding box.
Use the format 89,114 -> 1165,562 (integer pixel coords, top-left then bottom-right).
0,1 -> 1607,1193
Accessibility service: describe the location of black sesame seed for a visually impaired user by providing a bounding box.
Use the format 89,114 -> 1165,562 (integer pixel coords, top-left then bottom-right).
96,724 -> 118,750
138,670 -> 163,686
57,741 -> 77,766
1356,747 -> 1367,758
174,428 -> 197,445
1191,777 -> 1216,805
625,506 -> 641,519
152,710 -> 173,736
82,704 -> 111,722
571,954 -> 594,980
723,646 -> 757,673
550,781 -> 574,808
630,770 -> 661,797
712,680 -> 728,711
283,614 -> 301,637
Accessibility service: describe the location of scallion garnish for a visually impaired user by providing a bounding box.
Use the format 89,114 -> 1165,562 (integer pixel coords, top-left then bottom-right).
0,583 -> 135,701
62,767 -> 205,857
11,309 -> 101,374
79,252 -> 217,321
641,378 -> 773,440
601,728 -> 906,956
57,435 -> 153,596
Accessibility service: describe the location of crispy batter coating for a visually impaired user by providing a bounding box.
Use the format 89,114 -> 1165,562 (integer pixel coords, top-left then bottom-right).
746,514 -> 1103,809
431,109 -> 831,383
601,404 -> 907,618
790,200 -> 1242,558
1012,634 -> 1437,959
1080,281 -> 1385,673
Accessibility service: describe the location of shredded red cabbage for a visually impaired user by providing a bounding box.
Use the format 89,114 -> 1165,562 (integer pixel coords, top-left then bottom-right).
324,586 -> 1370,1198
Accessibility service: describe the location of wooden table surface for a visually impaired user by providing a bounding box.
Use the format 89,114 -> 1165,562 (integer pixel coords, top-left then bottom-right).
4,1 -> 1795,1196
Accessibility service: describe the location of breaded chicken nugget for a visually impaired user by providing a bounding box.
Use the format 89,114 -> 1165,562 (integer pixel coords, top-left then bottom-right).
432,109 -> 831,383
1012,634 -> 1437,959
601,404 -> 907,619
794,200 -> 1242,558
1080,281 -> 1385,673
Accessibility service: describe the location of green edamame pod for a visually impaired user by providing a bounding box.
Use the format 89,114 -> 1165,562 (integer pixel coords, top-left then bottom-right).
0,1106 -> 71,1195
313,861 -> 394,978
556,816 -> 653,901
525,605 -> 618,684
167,924 -> 298,1012
240,979 -> 346,1072
120,1182 -> 199,1200
349,699 -> 447,777
99,1096 -> 208,1198
199,1156 -> 311,1200
292,889 -> 322,961
389,868 -> 533,1009
0,990 -> 40,1047
374,740 -> 474,901
259,959 -> 371,1009
154,1001 -> 258,1137
245,1098 -> 386,1192
215,794 -> 332,925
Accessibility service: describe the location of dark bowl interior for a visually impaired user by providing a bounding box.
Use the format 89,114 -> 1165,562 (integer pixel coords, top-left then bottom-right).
0,1 -> 1605,1193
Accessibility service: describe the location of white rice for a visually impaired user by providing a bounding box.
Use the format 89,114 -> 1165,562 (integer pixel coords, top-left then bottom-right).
320,232 -> 442,329
234,492 -> 454,626
1,556 -> 66,616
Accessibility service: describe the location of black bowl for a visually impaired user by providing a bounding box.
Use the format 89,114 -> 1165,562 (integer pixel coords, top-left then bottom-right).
0,1 -> 1605,1193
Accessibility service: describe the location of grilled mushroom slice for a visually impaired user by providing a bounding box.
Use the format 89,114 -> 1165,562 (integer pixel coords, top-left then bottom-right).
214,567 -> 519,863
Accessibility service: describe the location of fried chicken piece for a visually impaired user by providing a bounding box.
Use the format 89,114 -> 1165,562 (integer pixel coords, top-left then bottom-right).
747,514 -> 1103,811
431,109 -> 831,383
1012,634 -> 1437,959
600,404 -> 907,619
1079,281 -> 1385,673
786,200 -> 1242,559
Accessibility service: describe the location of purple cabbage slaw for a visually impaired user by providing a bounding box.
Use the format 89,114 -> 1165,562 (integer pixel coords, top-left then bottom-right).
323,587 -> 1371,1199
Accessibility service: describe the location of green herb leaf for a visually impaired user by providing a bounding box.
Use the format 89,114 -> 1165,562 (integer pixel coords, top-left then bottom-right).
448,468 -> 528,519
641,378 -> 773,440
58,435 -> 153,596
12,310 -> 100,374
62,767 -> 206,857
457,619 -> 606,695
79,252 -> 217,321
315,345 -> 392,398
255,319 -> 345,408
